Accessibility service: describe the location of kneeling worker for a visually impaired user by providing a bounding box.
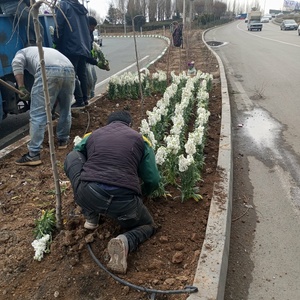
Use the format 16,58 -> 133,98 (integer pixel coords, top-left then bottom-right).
64,110 -> 161,274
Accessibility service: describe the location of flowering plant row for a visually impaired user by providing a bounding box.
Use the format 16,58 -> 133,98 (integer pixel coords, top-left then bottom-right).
107,69 -> 168,100
140,71 -> 213,201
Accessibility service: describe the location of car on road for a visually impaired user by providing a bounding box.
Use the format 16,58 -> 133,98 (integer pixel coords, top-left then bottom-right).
261,17 -> 269,23
280,19 -> 298,30
247,20 -> 263,31
264,14 -> 272,20
93,30 -> 103,46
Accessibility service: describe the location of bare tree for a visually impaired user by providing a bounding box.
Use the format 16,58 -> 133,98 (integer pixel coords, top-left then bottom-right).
165,0 -> 172,19
148,0 -> 157,21
30,0 -> 62,230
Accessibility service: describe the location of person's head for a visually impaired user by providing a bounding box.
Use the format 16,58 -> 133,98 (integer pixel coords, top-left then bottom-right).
88,16 -> 97,33
107,110 -> 132,126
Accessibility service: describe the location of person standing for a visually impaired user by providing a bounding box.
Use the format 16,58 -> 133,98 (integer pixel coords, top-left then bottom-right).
64,110 -> 161,274
12,47 -> 75,166
86,16 -> 98,99
53,0 -> 91,108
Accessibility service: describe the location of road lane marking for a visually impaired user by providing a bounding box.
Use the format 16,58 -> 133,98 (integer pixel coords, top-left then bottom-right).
95,55 -> 149,88
236,22 -> 300,48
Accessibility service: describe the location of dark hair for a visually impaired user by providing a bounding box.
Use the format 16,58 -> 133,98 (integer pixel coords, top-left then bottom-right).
107,110 -> 132,126
88,16 -> 97,26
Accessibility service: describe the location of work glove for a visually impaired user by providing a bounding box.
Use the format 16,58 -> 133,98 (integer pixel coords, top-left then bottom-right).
97,60 -> 110,71
19,86 -> 30,101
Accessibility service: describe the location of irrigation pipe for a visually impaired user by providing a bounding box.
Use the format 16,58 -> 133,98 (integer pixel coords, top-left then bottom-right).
87,243 -> 198,300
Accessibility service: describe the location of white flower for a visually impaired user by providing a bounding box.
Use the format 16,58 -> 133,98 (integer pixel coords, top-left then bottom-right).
178,154 -> 194,172
148,131 -> 157,150
155,146 -> 168,165
185,138 -> 197,156
165,135 -> 181,154
139,119 -> 150,135
73,136 -> 82,146
32,234 -> 50,261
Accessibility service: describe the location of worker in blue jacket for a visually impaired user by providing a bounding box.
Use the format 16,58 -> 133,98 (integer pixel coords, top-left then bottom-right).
64,110 -> 161,274
53,0 -> 91,108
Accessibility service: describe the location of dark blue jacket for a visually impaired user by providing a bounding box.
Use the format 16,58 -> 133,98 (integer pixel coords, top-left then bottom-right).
53,0 -> 91,58
76,122 -> 161,196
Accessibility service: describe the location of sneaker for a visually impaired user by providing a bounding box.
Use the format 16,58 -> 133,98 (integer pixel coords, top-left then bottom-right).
107,235 -> 128,274
57,140 -> 68,150
71,102 -> 85,109
84,220 -> 99,230
15,153 -> 42,166
84,100 -> 89,106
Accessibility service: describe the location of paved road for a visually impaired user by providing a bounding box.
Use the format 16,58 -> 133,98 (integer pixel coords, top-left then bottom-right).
205,20 -> 300,299
0,36 -> 168,150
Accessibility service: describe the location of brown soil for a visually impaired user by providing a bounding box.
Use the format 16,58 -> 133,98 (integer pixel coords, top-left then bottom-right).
0,30 -> 221,300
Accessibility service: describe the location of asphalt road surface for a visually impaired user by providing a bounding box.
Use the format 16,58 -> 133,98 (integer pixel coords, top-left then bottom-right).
205,20 -> 300,299
0,36 -> 168,150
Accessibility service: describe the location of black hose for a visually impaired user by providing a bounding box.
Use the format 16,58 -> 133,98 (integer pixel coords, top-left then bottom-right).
87,243 -> 198,299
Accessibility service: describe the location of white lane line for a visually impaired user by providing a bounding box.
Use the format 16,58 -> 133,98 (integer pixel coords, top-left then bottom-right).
95,55 -> 149,88
236,22 -> 300,48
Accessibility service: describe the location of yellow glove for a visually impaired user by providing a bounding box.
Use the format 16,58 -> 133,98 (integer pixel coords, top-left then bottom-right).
19,86 -> 30,101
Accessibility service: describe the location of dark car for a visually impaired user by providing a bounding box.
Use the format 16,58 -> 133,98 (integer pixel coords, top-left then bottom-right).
280,19 -> 298,30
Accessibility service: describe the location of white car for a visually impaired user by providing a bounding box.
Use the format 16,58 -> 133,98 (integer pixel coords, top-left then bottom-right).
93,30 -> 102,47
261,17 -> 269,23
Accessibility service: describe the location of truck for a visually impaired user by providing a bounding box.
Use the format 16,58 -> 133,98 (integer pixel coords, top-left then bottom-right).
247,11 -> 263,31
0,14 -> 54,123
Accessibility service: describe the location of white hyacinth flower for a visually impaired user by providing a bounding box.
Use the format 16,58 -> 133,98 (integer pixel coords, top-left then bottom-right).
178,154 -> 194,172
165,135 -> 181,154
32,234 -> 50,261
185,138 -> 197,156
139,119 -> 150,135
155,146 -> 168,165
73,136 -> 82,146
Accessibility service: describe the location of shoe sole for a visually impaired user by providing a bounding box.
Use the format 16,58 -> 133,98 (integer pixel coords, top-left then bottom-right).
15,160 -> 42,166
71,106 -> 85,110
57,145 -> 68,150
107,238 -> 127,274
84,221 -> 99,230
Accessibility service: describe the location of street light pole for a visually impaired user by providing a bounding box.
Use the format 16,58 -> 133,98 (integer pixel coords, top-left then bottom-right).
183,0 -> 186,27
86,0 -> 89,12
132,15 -> 145,114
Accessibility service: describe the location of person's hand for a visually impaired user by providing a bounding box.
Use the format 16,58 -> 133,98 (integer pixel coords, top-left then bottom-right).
86,56 -> 98,65
104,62 -> 110,71
19,86 -> 30,101
97,60 -> 110,71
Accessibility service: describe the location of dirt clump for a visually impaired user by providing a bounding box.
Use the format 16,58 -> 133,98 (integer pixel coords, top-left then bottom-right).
0,30 -> 221,300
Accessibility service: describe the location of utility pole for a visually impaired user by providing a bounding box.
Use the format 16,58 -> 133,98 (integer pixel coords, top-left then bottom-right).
189,0 -> 194,30
183,0 -> 186,27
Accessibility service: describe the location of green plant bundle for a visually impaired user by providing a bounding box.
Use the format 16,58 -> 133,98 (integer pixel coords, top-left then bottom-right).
92,42 -> 110,71
34,209 -> 56,239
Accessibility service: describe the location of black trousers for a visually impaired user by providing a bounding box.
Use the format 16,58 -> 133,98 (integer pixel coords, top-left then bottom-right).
64,150 -> 156,252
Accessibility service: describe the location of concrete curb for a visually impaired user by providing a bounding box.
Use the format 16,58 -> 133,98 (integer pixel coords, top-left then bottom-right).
187,31 -> 232,299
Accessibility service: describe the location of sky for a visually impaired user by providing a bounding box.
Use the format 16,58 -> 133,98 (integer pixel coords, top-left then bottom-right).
88,0 -> 111,19
87,0 -> 287,20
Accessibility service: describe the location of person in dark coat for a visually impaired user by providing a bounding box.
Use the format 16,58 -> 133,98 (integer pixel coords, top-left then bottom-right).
53,0 -> 91,108
64,110 -> 161,274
